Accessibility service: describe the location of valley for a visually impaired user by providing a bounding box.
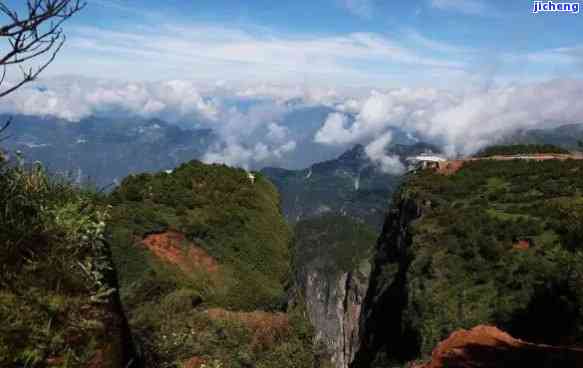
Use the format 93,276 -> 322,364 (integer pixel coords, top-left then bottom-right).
1,2 -> 583,367
2,120 -> 583,368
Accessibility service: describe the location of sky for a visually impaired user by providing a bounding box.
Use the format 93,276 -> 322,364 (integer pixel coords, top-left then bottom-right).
33,0 -> 583,87
1,0 -> 583,170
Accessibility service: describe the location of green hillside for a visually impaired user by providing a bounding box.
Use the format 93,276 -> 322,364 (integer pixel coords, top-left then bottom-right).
406,158 -> 583,354
356,153 -> 583,367
107,161 -> 314,367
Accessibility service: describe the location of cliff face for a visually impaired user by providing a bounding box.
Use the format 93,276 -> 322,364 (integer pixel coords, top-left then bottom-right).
293,214 -> 378,368
352,195 -> 426,368
302,264 -> 369,368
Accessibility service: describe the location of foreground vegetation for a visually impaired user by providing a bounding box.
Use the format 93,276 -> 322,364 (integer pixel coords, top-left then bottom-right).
405,158 -> 583,359
358,153 -> 583,367
107,160 -> 315,368
0,158 -> 133,367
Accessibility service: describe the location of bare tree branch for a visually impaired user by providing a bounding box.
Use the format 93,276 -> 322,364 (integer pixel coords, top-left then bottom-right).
0,0 -> 84,141
0,0 -> 85,98
0,117 -> 10,134
0,116 -> 11,142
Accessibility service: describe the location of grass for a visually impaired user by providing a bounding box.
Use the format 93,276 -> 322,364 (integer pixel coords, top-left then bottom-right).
106,160 -> 315,367
364,150 -> 583,365
0,159 -> 131,367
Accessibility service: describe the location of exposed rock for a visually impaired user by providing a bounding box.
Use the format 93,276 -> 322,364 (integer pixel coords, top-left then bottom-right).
352,196 -> 426,367
413,325 -> 583,368
301,263 -> 370,368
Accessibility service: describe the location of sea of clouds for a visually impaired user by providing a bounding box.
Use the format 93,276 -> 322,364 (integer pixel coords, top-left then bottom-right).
2,76 -> 583,173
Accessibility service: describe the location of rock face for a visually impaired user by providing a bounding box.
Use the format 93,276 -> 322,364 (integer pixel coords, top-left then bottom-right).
352,195 -> 426,368
302,265 -> 369,368
293,214 -> 377,368
414,325 -> 583,368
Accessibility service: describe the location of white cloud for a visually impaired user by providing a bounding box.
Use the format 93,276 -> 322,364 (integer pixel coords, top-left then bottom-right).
202,139 -> 298,168
364,132 -> 405,174
316,88 -> 458,146
267,123 -> 290,143
0,78 -> 219,122
0,77 -> 307,169
314,79 -> 583,157
429,0 -> 491,15
50,23 -> 467,86
202,143 -> 255,169
314,113 -> 355,145
5,76 -> 583,170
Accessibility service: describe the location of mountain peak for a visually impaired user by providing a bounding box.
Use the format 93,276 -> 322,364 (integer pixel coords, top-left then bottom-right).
338,144 -> 367,162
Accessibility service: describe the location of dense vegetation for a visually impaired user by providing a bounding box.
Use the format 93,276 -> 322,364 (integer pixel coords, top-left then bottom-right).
293,214 -> 376,277
107,160 -> 314,368
369,156 -> 583,365
475,144 -> 570,157
0,158 -> 133,367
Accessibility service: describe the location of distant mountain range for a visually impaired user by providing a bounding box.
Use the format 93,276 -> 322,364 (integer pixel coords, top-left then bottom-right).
501,123 -> 583,149
2,112 -> 582,199
1,114 -> 215,188
262,142 -> 440,228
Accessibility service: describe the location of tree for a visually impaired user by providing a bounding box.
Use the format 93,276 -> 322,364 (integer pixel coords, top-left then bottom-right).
578,140 -> 583,149
0,0 -> 85,98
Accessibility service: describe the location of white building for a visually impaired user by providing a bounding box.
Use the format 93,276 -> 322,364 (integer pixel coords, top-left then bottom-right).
406,155 -> 447,171
247,172 -> 256,184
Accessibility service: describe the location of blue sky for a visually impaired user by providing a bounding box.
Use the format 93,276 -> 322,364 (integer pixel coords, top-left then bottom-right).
19,0 -> 577,88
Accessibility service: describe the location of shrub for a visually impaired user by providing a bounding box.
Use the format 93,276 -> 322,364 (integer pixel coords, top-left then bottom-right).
0,160 -> 121,367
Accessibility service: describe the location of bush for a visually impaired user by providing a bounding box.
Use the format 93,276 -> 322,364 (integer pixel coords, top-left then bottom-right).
368,157 -> 583,364
0,160 -> 122,367
107,161 -> 314,367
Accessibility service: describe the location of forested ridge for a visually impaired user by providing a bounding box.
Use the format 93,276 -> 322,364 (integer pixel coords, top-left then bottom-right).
356,154 -> 583,367
107,160 -> 315,368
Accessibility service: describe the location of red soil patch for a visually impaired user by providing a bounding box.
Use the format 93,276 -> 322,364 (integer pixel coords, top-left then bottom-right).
182,356 -> 206,368
413,325 -> 583,368
431,154 -> 583,176
513,239 -> 531,251
142,230 -> 219,274
436,160 -> 465,175
206,308 -> 291,348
